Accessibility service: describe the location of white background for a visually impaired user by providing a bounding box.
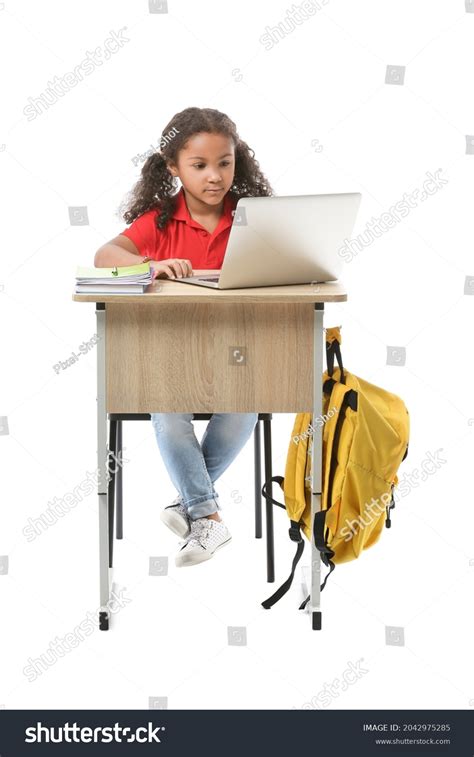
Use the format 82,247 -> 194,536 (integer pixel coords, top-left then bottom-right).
0,0 -> 473,711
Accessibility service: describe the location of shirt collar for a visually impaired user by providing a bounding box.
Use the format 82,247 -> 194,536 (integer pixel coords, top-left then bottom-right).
171,186 -> 236,233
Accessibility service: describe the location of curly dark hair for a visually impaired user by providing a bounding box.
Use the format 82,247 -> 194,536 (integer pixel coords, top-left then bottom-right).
119,107 -> 274,230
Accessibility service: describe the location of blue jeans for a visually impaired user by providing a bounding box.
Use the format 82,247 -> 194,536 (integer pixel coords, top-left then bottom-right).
150,413 -> 259,520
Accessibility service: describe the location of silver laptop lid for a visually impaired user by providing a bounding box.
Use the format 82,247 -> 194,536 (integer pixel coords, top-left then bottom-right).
218,192 -> 362,289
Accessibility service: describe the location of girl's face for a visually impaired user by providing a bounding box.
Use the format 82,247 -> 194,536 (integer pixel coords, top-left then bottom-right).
167,132 -> 235,207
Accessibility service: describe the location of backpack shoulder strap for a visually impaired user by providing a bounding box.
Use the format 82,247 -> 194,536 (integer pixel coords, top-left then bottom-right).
261,476 -> 286,509
261,521 -> 305,609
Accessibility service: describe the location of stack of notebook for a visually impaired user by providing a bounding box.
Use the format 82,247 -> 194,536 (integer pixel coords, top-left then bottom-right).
75,262 -> 154,294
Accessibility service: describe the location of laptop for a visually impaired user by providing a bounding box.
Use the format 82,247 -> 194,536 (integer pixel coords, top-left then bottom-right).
175,192 -> 362,289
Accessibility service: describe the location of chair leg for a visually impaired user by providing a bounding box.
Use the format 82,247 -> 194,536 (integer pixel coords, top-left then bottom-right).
108,420 -> 117,569
116,420 -> 123,540
254,421 -> 262,539
263,418 -> 275,583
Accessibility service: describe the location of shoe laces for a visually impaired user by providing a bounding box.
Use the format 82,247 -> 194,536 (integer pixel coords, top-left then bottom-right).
180,518 -> 213,549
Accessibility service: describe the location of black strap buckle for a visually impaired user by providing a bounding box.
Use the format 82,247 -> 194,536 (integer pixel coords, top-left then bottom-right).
385,485 -> 396,528
288,521 -> 302,542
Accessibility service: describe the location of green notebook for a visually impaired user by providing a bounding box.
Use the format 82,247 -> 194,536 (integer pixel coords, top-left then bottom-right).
76,262 -> 150,281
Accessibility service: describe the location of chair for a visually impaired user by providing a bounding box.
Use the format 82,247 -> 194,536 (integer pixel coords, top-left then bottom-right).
106,413 -> 276,582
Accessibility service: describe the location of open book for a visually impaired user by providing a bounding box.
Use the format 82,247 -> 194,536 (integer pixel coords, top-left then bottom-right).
75,262 -> 154,294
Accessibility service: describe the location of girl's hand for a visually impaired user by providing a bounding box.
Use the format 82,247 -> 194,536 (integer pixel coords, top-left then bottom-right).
151,259 -> 193,280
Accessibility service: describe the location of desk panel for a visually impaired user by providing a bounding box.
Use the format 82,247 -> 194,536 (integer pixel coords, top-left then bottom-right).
106,302 -> 315,412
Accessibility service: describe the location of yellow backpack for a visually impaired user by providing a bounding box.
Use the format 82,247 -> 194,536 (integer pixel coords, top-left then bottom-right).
262,326 -> 410,611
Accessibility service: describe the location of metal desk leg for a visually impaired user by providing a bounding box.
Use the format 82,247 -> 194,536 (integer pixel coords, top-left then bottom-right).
311,304 -> 324,631
107,420 -> 117,569
96,303 -> 112,631
116,420 -> 123,539
254,421 -> 262,539
263,418 -> 275,583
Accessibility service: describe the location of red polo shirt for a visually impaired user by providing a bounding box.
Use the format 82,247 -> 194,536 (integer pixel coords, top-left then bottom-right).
120,187 -> 237,269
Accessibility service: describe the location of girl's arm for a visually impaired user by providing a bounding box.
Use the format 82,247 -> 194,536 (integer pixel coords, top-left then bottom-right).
94,235 -> 145,267
94,235 -> 193,279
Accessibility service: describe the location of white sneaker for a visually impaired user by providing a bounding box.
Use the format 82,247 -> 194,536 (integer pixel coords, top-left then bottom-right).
175,518 -> 232,567
160,496 -> 191,538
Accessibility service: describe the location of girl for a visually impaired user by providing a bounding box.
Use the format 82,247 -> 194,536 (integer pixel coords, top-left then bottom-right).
94,106 -> 274,568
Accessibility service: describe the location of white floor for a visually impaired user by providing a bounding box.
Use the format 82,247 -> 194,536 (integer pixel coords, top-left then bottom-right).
1,402 -> 473,711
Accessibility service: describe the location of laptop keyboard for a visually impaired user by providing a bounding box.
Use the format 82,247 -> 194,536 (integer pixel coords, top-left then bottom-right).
198,276 -> 220,282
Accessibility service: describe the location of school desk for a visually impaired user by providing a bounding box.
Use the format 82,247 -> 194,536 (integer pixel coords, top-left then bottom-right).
73,271 -> 347,631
